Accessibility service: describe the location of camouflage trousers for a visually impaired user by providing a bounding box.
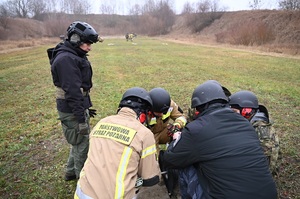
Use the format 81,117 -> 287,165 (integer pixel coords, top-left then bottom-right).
261,133 -> 280,174
58,110 -> 90,178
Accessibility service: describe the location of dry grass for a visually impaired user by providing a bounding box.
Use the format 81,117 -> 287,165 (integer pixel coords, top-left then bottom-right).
0,38 -> 59,53
0,37 -> 299,199
1,10 -> 300,56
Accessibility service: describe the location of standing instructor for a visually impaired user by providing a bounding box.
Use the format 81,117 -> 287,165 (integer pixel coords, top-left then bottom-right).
47,21 -> 101,181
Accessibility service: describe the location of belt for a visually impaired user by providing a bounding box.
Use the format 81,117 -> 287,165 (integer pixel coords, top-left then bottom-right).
56,87 -> 89,99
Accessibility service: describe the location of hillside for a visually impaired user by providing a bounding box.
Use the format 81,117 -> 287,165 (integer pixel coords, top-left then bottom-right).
166,10 -> 300,55
0,10 -> 299,55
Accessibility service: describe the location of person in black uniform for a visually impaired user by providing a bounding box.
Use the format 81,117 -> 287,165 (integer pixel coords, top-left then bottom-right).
47,21 -> 101,181
162,80 -> 278,199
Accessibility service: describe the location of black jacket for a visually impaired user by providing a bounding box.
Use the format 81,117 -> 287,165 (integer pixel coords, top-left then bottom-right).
163,103 -> 277,199
47,41 -> 93,123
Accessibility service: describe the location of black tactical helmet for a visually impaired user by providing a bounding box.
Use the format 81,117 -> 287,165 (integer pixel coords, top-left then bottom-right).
229,90 -> 259,109
258,104 -> 269,119
205,80 -> 231,97
250,104 -> 270,123
67,21 -> 99,44
250,111 -> 269,123
119,87 -> 153,110
149,87 -> 171,114
191,80 -> 228,108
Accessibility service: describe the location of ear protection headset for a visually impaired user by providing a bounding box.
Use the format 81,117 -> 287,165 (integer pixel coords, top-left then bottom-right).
69,33 -> 83,47
118,99 -> 150,125
137,105 -> 153,126
138,112 -> 147,124
241,108 -> 254,119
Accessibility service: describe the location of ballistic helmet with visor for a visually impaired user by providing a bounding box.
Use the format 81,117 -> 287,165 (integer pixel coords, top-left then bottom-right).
206,80 -> 231,97
258,104 -> 269,119
250,104 -> 270,123
250,112 -> 269,123
149,87 -> 171,114
67,21 -> 99,45
191,80 -> 228,108
119,87 -> 153,111
229,90 -> 259,109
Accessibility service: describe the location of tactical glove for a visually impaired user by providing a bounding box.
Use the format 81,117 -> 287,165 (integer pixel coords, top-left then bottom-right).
78,123 -> 89,135
88,109 -> 97,118
167,123 -> 181,137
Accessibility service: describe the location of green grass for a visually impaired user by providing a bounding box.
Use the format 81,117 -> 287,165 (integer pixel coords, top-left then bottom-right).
0,37 -> 299,198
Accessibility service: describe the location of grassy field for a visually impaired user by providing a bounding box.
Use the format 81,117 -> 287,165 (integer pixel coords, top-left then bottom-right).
0,37 -> 299,198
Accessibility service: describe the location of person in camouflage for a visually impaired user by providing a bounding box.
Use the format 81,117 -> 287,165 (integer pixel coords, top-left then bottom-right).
125,33 -> 137,42
251,107 -> 280,174
229,90 -> 280,174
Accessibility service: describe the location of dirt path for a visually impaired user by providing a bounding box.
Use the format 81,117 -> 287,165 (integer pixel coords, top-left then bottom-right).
137,181 -> 180,199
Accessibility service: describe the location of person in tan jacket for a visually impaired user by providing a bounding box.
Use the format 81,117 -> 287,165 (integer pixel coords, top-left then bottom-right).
74,87 -> 160,199
148,87 -> 187,152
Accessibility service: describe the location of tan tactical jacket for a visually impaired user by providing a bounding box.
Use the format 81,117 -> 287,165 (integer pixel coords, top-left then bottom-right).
76,107 -> 160,199
149,100 -> 187,148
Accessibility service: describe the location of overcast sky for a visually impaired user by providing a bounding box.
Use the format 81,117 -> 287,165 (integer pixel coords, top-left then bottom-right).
90,0 -> 279,14
0,0 -> 279,14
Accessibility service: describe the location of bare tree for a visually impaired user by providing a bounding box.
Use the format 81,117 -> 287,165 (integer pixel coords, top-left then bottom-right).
279,0 -> 300,10
29,0 -> 46,19
60,0 -> 72,14
157,0 -> 175,31
99,3 -> 116,14
249,0 -> 263,10
129,4 -> 142,15
0,3 -> 11,29
71,0 -> 91,14
46,0 -> 63,13
44,0 -> 54,13
196,0 -> 210,13
6,0 -> 31,18
185,0 -> 223,33
181,1 -> 195,14
142,0 -> 176,35
142,0 -> 157,14
210,0 -> 220,12
55,0 -> 90,14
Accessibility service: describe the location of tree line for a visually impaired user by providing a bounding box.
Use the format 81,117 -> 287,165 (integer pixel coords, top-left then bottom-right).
0,0 -> 299,20
0,0 -> 299,41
